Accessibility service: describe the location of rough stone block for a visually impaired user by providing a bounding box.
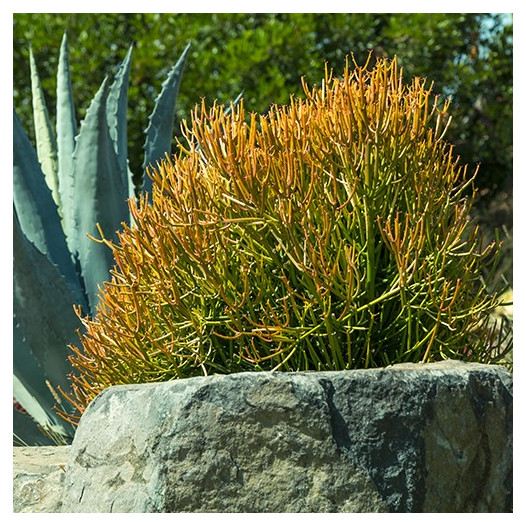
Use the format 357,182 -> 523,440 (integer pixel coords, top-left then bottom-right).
13,446 -> 70,512
61,360 -> 512,512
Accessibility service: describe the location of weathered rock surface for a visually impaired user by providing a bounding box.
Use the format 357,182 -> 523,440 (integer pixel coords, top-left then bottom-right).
13,446 -> 70,512
58,360 -> 512,513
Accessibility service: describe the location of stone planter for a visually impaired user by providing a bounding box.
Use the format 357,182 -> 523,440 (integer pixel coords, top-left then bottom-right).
13,446 -> 69,513
14,360 -> 512,512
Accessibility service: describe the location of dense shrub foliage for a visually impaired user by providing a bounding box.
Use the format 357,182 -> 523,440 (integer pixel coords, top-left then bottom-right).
58,57 -> 511,423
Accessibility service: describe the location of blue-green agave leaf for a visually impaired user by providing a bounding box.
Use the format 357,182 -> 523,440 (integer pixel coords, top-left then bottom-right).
107,45 -> 135,199
14,322 -> 75,444
29,45 -> 60,210
56,32 -> 78,250
13,395 -> 57,446
142,43 -> 191,195
13,208 -> 82,382
13,109 -> 87,309
71,76 -> 129,311
13,210 -> 79,442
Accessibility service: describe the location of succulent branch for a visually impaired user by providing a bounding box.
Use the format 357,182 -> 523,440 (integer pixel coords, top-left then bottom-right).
59,56 -> 512,423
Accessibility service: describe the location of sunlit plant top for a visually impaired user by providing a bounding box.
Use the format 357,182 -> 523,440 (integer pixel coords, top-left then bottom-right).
59,56 -> 510,423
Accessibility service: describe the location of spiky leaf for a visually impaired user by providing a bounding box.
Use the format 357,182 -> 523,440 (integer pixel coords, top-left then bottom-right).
107,45 -> 135,199
142,43 -> 191,195
71,77 -> 129,311
56,32 -> 78,250
13,109 -> 87,308
13,211 -> 79,442
14,323 -> 75,444
29,45 -> 60,209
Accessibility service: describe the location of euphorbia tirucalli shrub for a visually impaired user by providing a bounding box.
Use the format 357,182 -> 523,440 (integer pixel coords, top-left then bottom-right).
58,56 -> 511,423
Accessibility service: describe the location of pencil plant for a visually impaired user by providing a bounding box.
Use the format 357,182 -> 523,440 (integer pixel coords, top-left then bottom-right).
58,56 -> 511,423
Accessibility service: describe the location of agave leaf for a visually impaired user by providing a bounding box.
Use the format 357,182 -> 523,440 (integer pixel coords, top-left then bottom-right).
13,399 -> 55,446
107,45 -> 135,199
13,110 -> 87,308
13,323 -> 75,444
71,76 -> 129,311
29,45 -> 60,210
13,211 -> 79,442
13,208 -> 82,383
142,43 -> 191,195
56,32 -> 78,250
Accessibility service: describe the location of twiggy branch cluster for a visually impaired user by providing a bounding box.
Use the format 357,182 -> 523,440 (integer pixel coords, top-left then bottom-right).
58,56 -> 511,424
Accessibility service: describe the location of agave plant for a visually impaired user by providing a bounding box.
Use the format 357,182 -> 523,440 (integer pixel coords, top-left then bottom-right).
13,33 -> 191,444
58,56 -> 512,424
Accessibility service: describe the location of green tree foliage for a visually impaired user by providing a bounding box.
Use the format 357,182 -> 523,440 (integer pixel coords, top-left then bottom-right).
13,14 -> 512,197
14,12 -> 512,290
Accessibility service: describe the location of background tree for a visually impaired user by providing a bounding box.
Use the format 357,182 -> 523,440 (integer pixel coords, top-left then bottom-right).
13,13 -> 512,285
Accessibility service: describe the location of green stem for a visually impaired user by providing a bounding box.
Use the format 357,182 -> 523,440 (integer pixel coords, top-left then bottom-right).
363,142 -> 376,302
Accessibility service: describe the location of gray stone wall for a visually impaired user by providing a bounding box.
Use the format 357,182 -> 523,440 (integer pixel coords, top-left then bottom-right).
13,446 -> 70,512
13,360 -> 512,512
